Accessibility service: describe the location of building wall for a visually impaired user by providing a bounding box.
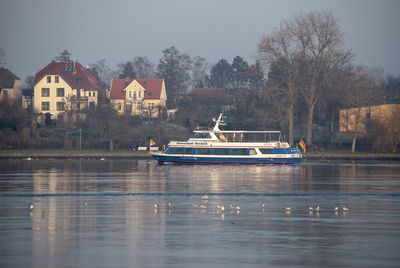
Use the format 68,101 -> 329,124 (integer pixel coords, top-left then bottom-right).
34,75 -> 99,118
0,79 -> 22,101
34,75 -> 72,118
339,104 -> 400,133
125,80 -> 145,115
110,99 -> 125,115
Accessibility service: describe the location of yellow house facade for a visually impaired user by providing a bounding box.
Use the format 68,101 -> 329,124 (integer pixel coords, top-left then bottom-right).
109,78 -> 167,117
339,104 -> 400,133
33,61 -> 103,119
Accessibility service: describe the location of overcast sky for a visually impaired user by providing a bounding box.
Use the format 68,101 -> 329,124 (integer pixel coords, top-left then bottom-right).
1,0 -> 399,82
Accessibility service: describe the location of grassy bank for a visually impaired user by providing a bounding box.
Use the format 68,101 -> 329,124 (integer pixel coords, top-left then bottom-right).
0,149 -> 399,161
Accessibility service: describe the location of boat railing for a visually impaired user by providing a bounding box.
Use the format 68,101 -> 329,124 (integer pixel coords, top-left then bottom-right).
218,131 -> 282,143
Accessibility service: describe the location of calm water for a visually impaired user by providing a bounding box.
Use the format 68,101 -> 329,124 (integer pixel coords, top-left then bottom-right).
1,159 -> 400,267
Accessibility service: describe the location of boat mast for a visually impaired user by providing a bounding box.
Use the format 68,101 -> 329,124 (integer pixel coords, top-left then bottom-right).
212,113 -> 224,132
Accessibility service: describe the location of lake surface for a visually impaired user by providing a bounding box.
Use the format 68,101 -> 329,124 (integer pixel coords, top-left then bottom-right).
1,159 -> 400,267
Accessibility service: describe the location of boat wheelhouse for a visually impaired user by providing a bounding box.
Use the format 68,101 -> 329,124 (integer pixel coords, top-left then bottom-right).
150,114 -> 302,164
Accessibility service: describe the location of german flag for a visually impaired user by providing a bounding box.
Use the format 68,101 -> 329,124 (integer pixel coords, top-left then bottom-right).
299,138 -> 306,153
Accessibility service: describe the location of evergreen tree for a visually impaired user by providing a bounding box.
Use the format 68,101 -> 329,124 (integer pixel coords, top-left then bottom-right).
118,61 -> 136,79
54,49 -> 72,62
210,59 -> 233,89
247,60 -> 264,89
231,56 -> 249,89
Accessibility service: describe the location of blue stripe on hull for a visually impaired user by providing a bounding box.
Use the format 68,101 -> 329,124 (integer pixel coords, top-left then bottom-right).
151,155 -> 302,164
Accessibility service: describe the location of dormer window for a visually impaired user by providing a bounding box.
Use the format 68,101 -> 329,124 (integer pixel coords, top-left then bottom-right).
64,65 -> 73,72
75,78 -> 83,84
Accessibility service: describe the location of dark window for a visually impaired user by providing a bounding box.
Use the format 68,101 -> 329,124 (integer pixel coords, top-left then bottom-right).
56,88 -> 64,97
260,148 -> 273,154
148,91 -> 152,96
191,133 -> 211,139
184,148 -> 194,154
195,148 -> 211,155
174,148 -> 185,154
165,147 -> 176,154
64,65 -> 73,72
56,102 -> 64,111
41,88 -> 50,97
47,76 -> 51,83
231,148 -> 249,155
88,92 -> 91,97
55,76 -> 59,83
42,102 -> 50,111
75,78 -> 83,84
213,148 -> 230,155
93,92 -> 96,97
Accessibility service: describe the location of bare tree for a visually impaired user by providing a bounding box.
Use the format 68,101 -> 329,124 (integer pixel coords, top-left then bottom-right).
191,56 -> 209,89
343,65 -> 384,152
0,48 -> 5,67
258,21 -> 300,146
133,56 -> 155,78
293,11 -> 353,145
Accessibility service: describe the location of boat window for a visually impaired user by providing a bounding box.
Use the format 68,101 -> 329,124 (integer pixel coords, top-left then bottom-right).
213,148 -> 230,155
195,148 -> 211,155
174,148 -> 185,154
164,147 -> 186,154
164,147 -> 176,154
249,149 -> 257,155
260,148 -> 273,154
184,148 -> 194,154
231,148 -> 249,155
191,133 -> 211,139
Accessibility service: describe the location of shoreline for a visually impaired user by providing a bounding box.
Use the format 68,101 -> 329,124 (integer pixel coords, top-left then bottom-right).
0,150 -> 399,161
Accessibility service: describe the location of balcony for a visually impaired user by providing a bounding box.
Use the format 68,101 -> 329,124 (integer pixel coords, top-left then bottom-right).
70,96 -> 89,103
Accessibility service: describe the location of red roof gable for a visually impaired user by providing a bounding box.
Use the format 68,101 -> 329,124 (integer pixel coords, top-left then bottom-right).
192,88 -> 232,105
109,78 -> 164,100
34,61 -> 102,90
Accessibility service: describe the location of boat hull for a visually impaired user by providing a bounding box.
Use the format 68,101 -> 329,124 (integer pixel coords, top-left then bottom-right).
150,153 -> 302,164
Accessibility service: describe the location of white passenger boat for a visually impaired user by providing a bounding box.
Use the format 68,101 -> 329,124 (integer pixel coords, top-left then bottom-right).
150,114 -> 302,164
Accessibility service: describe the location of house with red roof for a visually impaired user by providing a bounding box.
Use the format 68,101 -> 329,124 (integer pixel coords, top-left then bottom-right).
109,78 -> 167,117
33,61 -> 107,119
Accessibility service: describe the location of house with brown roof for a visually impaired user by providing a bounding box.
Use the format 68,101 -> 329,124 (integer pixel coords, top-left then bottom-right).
0,67 -> 21,101
109,78 -> 167,117
33,61 -> 107,119
192,88 -> 232,110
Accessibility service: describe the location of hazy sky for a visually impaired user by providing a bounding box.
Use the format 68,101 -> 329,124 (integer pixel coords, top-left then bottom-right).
1,0 -> 399,82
